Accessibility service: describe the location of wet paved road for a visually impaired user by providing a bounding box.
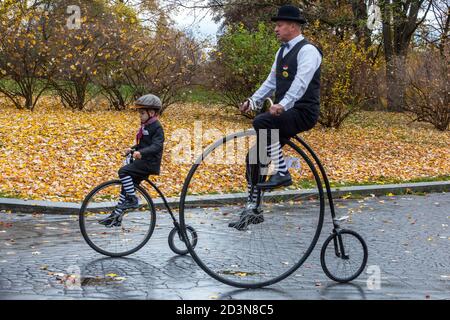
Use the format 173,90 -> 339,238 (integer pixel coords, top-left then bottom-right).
0,192 -> 449,300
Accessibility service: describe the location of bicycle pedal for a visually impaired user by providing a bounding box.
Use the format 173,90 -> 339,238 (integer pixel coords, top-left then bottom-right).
103,216 -> 123,228
105,222 -> 122,228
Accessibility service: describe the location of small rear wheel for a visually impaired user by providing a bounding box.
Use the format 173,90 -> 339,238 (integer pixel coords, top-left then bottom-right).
168,225 -> 198,256
320,229 -> 368,283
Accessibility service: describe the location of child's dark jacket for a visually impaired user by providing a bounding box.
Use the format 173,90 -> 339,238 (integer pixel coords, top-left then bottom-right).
132,120 -> 164,175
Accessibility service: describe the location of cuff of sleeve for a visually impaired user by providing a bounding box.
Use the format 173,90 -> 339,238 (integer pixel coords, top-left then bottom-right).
279,100 -> 289,111
250,96 -> 260,106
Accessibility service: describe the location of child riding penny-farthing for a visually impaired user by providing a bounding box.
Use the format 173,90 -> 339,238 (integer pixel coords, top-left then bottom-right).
178,98 -> 368,288
79,94 -> 197,257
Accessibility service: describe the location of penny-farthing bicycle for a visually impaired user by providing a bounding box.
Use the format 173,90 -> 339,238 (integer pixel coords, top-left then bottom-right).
79,154 -> 198,258
178,98 -> 368,288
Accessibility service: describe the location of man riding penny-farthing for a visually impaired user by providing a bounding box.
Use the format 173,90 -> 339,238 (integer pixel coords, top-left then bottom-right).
178,5 -> 368,288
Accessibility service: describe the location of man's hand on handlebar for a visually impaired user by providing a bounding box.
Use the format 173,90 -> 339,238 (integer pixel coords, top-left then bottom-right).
239,100 -> 251,113
269,104 -> 284,116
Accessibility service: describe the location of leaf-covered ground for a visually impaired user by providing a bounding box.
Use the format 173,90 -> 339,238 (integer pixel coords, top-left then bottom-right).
0,97 -> 449,202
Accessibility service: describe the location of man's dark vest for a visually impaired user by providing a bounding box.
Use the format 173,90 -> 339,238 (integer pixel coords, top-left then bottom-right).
275,38 -> 322,112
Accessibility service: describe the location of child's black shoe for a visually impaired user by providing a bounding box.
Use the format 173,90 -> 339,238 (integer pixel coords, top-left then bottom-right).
116,195 -> 139,210
98,212 -> 123,227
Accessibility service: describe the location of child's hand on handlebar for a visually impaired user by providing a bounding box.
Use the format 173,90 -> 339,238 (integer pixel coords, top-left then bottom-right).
133,151 -> 142,160
124,148 -> 133,156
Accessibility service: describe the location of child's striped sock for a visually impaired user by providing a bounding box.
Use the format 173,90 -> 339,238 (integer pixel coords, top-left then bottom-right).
120,175 -> 136,196
113,193 -> 126,215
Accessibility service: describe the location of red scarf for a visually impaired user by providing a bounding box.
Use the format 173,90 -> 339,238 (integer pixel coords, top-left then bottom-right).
136,114 -> 159,144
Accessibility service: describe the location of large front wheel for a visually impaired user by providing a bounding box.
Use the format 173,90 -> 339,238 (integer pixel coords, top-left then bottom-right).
79,180 -> 156,257
179,130 -> 325,288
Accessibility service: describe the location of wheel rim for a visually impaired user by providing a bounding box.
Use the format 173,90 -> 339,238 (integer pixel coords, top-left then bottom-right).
79,180 -> 156,257
321,230 -> 368,282
169,226 -> 198,255
179,130 -> 325,288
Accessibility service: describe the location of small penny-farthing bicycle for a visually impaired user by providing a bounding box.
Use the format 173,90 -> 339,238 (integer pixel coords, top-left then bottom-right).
79,154 -> 198,257
178,98 -> 368,288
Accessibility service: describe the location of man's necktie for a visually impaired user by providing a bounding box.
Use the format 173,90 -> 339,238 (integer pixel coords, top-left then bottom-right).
281,42 -> 290,58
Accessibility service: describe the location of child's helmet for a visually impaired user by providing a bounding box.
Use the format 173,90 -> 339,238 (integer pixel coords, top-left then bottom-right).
132,94 -> 162,111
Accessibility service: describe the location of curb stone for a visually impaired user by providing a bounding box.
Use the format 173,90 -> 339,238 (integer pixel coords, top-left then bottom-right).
0,181 -> 448,215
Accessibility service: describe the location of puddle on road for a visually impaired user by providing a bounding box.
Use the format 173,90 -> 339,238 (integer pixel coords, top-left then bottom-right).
81,276 -> 121,286
218,270 -> 265,277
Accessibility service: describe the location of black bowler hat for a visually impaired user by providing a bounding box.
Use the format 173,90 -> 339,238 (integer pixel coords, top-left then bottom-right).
271,5 -> 306,24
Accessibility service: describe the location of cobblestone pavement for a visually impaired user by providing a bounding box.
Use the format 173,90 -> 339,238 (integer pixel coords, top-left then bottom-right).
0,192 -> 448,300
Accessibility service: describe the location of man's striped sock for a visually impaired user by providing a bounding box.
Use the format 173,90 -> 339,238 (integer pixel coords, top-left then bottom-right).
247,183 -> 260,203
267,142 -> 288,176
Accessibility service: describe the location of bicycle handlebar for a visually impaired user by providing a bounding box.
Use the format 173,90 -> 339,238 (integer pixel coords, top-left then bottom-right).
124,148 -> 137,164
265,98 -> 274,108
245,97 -> 274,113
126,148 -> 136,156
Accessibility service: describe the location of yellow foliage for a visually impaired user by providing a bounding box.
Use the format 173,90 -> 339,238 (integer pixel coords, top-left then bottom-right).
0,97 -> 448,202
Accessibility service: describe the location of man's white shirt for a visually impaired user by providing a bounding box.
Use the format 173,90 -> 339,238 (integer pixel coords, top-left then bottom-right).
251,34 -> 322,111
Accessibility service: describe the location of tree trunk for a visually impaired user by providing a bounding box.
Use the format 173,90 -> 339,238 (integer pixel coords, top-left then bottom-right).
380,0 -> 432,112
75,80 -> 87,110
439,6 -> 449,57
385,54 -> 407,112
24,90 -> 34,110
351,0 -> 372,50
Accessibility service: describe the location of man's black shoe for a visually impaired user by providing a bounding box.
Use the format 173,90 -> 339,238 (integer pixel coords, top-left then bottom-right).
228,207 -> 264,231
116,195 -> 139,210
98,212 -> 123,228
256,172 -> 292,190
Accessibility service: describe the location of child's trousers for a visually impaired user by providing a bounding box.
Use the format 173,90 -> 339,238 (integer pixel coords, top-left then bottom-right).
118,159 -> 158,187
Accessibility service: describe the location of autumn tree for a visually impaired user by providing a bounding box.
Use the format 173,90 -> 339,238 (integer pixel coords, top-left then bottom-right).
82,2 -> 206,111
403,0 -> 449,131
45,0 -> 140,110
0,0 -> 203,111
416,0 -> 449,56
378,0 -> 433,112
0,0 -> 55,110
312,27 -> 381,128
404,47 -> 449,131
165,0 -> 373,48
209,23 -> 279,112
121,16 -> 205,112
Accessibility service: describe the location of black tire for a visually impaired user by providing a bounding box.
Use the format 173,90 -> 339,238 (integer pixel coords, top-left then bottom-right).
79,180 -> 156,257
168,225 -> 198,256
179,130 -> 325,288
320,229 -> 368,283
